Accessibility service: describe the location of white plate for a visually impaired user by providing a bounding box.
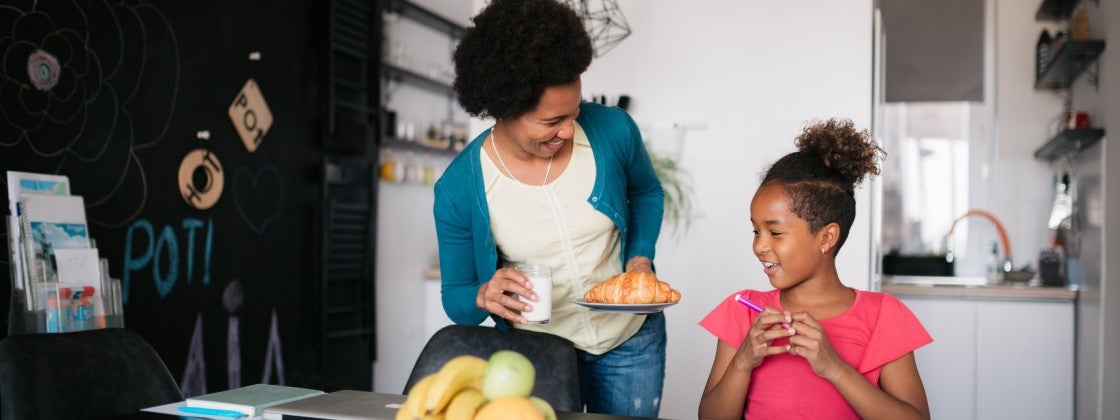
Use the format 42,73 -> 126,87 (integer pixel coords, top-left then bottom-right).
572,298 -> 678,314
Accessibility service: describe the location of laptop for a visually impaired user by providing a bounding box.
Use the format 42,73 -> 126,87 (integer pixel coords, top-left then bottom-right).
261,390 -> 405,420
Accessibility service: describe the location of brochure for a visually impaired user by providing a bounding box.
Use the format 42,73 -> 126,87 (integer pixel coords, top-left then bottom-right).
5,171 -> 70,293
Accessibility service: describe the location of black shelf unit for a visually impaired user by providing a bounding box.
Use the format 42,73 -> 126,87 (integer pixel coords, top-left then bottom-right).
1035,0 -> 1079,21
1034,128 -> 1105,161
1035,40 -> 1106,89
324,0 -> 378,154
315,156 -> 378,391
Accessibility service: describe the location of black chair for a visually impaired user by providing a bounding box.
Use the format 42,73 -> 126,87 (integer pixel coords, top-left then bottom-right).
0,328 -> 184,420
404,325 -> 582,412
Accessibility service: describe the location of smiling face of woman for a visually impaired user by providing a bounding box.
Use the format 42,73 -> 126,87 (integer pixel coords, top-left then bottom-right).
497,79 -> 582,160
750,182 -> 830,289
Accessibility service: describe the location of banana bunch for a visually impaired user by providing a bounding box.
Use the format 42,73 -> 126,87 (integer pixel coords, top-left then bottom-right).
396,352 -> 556,420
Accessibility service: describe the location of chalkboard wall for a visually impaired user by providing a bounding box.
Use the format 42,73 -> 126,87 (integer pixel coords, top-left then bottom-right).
0,0 -> 369,394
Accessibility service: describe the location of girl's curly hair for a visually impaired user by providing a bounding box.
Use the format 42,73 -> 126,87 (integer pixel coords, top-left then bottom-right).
761,118 -> 886,253
452,0 -> 593,120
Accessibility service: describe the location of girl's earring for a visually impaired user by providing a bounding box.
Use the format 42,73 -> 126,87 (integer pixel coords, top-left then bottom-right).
820,249 -> 825,255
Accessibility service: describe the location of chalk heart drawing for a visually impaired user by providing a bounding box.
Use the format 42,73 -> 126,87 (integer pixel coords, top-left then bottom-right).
233,166 -> 284,235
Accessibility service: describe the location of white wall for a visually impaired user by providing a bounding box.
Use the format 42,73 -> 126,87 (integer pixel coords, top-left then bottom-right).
992,0 -> 1068,279
372,0 -> 474,397
993,1 -> 1117,419
580,1 -> 873,418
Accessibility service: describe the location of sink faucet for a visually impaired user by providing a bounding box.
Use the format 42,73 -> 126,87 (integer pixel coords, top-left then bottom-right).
944,209 -> 1012,273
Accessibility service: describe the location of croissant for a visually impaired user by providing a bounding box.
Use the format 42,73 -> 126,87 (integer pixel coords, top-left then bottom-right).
584,271 -> 681,304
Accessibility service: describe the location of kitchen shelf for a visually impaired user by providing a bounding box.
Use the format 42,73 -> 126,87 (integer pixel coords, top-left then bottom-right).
382,63 -> 456,96
381,135 -> 460,156
384,0 -> 465,37
1035,0 -> 1079,21
1033,128 -> 1105,161
379,0 -> 466,163
1035,40 -> 1105,89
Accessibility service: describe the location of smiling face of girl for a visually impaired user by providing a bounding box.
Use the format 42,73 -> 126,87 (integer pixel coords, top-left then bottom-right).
750,182 -> 834,290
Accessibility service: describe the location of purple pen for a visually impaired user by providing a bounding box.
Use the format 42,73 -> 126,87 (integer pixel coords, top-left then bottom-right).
734,293 -> 765,312
735,293 -> 790,329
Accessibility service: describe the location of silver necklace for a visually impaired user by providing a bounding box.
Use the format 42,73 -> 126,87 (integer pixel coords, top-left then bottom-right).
490,127 -> 553,186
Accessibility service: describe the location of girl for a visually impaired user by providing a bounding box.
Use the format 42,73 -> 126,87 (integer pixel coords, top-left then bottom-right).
698,119 -> 931,419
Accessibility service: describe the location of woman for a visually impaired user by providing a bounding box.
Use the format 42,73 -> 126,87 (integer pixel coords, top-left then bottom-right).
432,0 -> 666,416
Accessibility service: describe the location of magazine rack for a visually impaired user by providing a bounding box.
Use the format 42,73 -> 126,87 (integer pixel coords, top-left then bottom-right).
7,218 -> 123,333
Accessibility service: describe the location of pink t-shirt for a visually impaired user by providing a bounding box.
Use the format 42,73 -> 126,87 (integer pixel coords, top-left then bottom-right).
699,288 -> 932,419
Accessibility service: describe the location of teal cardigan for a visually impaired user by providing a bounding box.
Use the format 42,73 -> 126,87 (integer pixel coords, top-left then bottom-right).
432,102 -> 664,329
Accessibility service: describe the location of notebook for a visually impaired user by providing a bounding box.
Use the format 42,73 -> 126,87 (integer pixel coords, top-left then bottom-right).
185,383 -> 325,416
261,390 -> 405,420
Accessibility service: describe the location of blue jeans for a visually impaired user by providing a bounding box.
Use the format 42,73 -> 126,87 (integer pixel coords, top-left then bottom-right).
577,312 -> 666,417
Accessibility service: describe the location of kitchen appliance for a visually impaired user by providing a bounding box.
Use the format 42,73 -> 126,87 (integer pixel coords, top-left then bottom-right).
882,254 -> 954,276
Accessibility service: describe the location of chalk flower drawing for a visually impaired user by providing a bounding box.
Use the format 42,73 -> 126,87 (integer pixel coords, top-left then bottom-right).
0,1 -> 180,228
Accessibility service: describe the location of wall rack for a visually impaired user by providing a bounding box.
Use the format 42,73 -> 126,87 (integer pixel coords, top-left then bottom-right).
384,0 -> 465,38
379,0 -> 466,163
1033,128 -> 1105,161
1035,0 -> 1080,21
382,135 -> 460,156
1035,40 -> 1105,89
382,63 -> 456,96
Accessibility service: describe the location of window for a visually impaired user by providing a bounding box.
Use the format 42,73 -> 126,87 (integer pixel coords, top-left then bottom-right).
880,101 -> 996,277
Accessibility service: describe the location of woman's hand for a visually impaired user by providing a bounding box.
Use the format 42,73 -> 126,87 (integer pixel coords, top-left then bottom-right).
786,312 -> 850,380
734,308 -> 795,370
475,267 -> 538,324
624,256 -> 653,274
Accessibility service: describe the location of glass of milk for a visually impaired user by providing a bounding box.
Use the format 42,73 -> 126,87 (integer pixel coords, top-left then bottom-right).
516,265 -> 552,324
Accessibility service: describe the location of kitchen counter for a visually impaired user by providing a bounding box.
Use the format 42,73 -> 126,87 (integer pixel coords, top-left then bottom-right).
881,276 -> 1078,302
898,290 -> 1075,419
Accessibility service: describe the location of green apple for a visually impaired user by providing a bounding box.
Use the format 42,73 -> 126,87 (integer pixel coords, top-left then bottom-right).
481,350 -> 536,400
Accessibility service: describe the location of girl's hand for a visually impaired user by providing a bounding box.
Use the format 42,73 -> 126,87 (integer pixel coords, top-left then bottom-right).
734,308 -> 795,369
475,267 -> 537,324
786,312 -> 849,379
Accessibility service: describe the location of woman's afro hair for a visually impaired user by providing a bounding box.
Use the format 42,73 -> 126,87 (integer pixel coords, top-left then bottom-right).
452,0 -> 593,120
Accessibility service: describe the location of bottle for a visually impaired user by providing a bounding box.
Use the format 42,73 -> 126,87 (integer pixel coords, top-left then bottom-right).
1039,240 -> 1063,286
1036,29 -> 1052,80
986,242 -> 1001,283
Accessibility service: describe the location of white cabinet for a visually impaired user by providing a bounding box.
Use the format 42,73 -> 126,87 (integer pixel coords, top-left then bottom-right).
902,297 -> 1073,420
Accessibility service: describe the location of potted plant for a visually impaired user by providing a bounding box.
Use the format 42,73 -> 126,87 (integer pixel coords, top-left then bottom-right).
646,144 -> 693,237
